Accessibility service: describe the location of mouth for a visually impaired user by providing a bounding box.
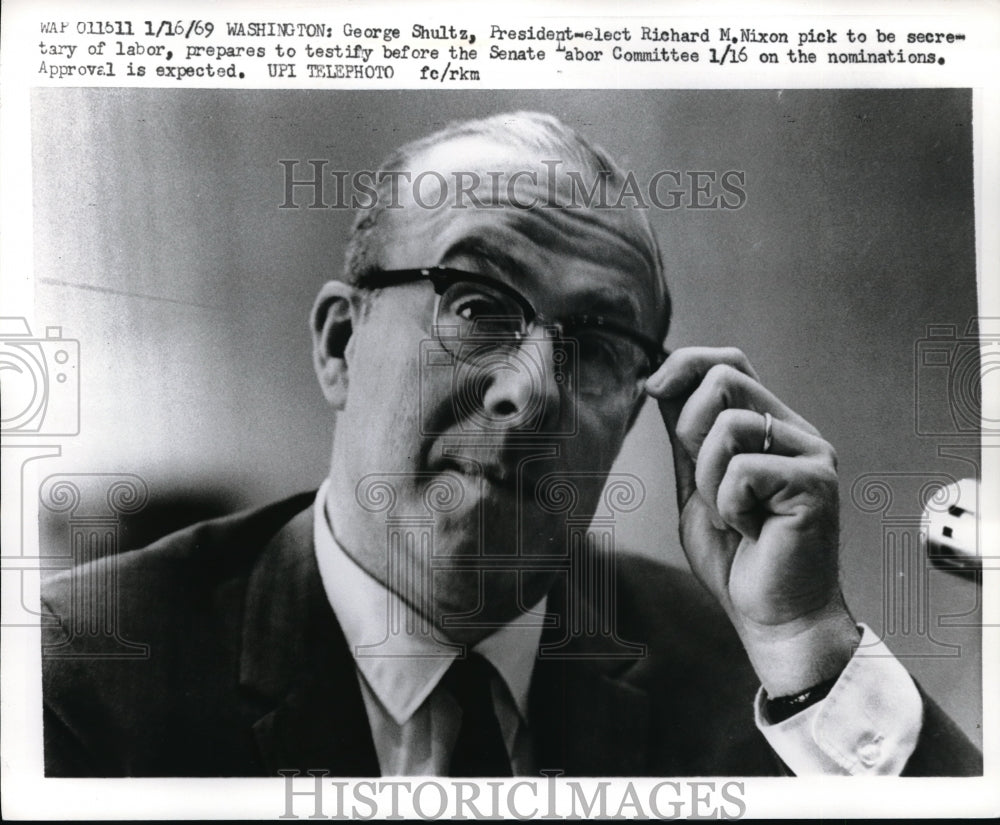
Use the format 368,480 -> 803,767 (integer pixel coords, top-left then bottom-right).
437,456 -> 521,493
425,437 -> 555,502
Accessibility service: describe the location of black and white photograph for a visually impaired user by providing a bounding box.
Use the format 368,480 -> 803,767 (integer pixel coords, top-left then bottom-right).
2,2 -> 998,820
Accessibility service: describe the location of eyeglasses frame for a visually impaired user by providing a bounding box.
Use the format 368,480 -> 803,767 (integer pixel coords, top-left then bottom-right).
355,266 -> 668,378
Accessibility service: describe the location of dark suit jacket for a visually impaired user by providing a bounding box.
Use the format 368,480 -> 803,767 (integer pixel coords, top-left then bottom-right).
41,492 -> 982,777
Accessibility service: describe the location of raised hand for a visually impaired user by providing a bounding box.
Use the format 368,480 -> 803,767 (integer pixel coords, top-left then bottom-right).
645,347 -> 860,696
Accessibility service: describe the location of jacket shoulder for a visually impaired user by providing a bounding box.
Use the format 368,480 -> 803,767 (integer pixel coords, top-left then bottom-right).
42,490 -> 316,613
614,550 -> 747,657
607,551 -> 774,774
41,491 -> 316,775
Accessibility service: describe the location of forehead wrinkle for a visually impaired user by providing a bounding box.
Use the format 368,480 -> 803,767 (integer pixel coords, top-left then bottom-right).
375,190 -> 663,336
395,202 -> 649,277
507,206 -> 656,278
404,141 -> 658,278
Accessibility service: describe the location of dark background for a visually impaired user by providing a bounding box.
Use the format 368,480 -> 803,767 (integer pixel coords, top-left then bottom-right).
32,88 -> 982,747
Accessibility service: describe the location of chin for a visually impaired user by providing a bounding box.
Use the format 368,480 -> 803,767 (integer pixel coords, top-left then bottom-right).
429,567 -> 530,638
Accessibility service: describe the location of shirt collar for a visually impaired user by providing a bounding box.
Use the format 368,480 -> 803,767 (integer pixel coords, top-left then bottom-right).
312,481 -> 544,726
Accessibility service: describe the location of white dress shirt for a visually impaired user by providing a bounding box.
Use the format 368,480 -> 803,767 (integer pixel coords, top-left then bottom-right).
312,482 -> 542,775
753,626 -> 922,774
311,482 -> 922,776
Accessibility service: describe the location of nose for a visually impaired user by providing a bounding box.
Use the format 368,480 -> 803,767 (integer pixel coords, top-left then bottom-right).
476,334 -> 563,431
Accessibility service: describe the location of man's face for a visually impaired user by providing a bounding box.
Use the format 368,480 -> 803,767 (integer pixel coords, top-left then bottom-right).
324,135 -> 665,632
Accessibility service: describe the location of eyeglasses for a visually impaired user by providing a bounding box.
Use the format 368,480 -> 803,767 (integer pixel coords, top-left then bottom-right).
357,267 -> 667,407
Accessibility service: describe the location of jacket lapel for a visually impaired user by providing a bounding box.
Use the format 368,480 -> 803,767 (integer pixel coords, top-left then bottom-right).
529,569 -> 651,775
239,504 -> 380,776
236,499 -> 651,776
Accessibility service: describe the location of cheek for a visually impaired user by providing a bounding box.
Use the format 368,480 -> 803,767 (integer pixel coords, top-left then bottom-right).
567,406 -> 631,469
342,313 -> 426,443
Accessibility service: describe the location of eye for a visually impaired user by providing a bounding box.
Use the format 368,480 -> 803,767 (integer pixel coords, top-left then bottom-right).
441,283 -> 524,337
569,329 -> 647,397
451,292 -> 510,321
575,330 -> 625,368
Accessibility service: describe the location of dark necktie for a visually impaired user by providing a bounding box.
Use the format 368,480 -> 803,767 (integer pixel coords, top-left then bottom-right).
443,652 -> 513,776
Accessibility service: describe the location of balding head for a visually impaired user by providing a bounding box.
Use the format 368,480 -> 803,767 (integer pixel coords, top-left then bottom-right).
343,111 -> 670,341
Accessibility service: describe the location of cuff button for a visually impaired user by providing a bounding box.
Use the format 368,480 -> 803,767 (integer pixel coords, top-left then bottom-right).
857,741 -> 882,767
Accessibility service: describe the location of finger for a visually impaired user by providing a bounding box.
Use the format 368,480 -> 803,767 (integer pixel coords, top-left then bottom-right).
650,348 -> 759,511
657,396 -> 698,511
674,363 -> 821,465
695,409 -> 837,519
715,452 -> 839,542
645,346 -> 760,400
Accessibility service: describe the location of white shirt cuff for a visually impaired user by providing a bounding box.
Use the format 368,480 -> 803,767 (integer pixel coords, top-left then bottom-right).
753,623 -> 923,775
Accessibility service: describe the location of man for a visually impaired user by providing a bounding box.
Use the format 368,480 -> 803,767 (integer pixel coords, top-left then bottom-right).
42,111 -> 981,777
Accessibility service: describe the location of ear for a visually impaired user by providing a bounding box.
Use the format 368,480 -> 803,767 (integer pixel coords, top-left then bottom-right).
311,280 -> 358,410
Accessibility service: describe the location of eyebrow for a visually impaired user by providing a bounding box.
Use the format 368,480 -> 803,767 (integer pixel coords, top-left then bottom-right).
441,237 -> 644,327
441,237 -> 532,283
